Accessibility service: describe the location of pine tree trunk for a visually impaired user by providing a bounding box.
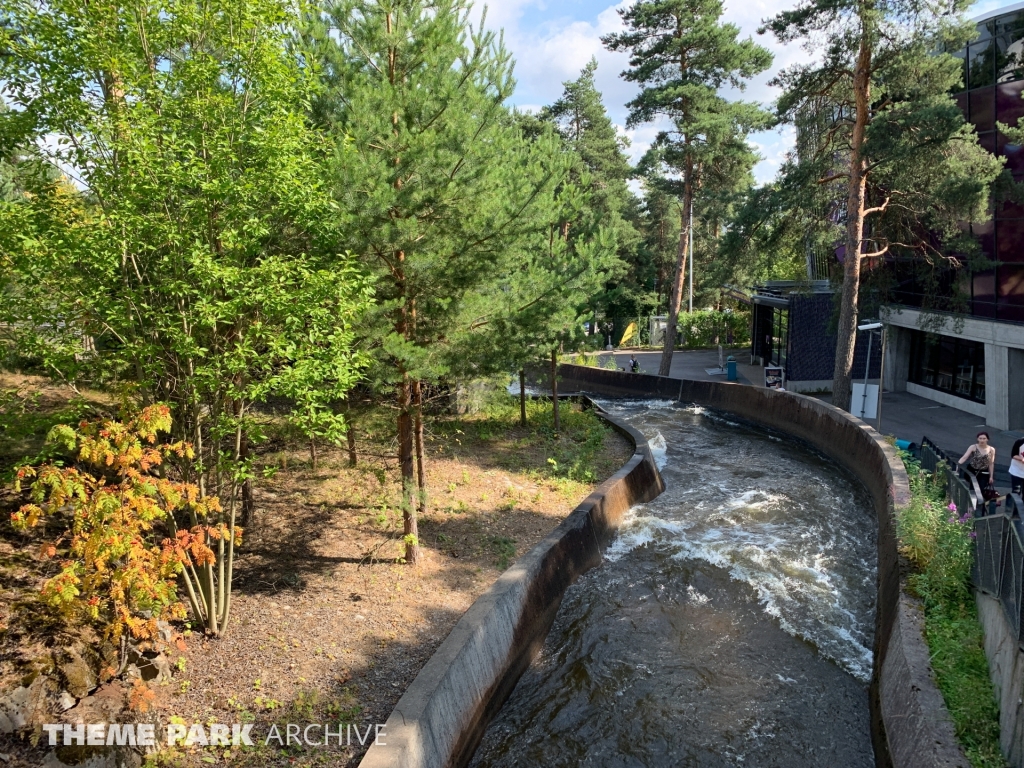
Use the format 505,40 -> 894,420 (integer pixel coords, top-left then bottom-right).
398,374 -> 418,563
519,368 -> 527,427
413,379 -> 427,517
832,33 -> 872,411
550,349 -> 560,432
659,173 -> 692,376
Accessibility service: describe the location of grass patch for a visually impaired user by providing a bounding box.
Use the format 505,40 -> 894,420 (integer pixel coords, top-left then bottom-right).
898,453 -> 1006,768
490,536 -> 516,569
453,395 -> 615,484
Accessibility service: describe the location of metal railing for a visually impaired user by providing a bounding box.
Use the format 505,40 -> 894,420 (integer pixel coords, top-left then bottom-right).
920,434 -> 1024,645
920,436 -> 984,518
975,493 -> 1024,643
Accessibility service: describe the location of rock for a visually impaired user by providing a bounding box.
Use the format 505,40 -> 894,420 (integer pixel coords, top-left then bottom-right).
64,684 -> 125,726
138,654 -> 170,684
96,643 -> 118,683
155,621 -> 175,645
58,691 -> 77,711
126,648 -> 171,683
0,674 -> 53,733
60,647 -> 97,699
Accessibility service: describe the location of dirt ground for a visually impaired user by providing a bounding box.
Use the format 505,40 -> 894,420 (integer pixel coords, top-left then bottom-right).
0,375 -> 632,767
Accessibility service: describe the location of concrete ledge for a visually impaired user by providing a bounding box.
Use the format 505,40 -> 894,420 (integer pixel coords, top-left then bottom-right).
358,397 -> 665,768
978,591 -> 1024,766
556,365 -> 968,768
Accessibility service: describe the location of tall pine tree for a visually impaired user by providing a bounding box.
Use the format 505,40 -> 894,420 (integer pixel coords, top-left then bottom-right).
604,0 -> 772,375
307,0 -> 590,562
542,60 -> 641,332
763,0 -> 1003,409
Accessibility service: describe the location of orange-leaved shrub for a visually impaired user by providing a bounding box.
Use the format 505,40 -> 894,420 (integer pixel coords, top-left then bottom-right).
11,405 -> 231,642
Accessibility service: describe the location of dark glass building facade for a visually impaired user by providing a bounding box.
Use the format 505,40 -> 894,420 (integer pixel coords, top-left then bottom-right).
947,8 -> 1024,323
908,332 -> 987,403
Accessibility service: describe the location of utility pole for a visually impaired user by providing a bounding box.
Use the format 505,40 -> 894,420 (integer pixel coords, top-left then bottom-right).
688,195 -> 694,313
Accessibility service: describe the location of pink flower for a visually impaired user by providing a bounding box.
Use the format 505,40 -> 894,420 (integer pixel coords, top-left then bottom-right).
948,517 -> 957,524
947,502 -> 958,512
959,513 -> 971,524
969,531 -> 977,539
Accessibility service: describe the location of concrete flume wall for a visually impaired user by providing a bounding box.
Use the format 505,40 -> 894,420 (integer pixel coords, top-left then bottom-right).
556,365 -> 968,768
358,399 -> 665,768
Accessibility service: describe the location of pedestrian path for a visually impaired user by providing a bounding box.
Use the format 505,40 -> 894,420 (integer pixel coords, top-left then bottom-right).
590,348 -> 1024,493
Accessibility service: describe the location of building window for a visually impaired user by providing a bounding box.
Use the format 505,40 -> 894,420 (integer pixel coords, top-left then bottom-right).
909,330 -> 986,403
771,307 -> 789,371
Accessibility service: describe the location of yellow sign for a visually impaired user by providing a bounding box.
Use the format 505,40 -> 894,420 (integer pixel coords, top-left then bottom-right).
620,321 -> 637,346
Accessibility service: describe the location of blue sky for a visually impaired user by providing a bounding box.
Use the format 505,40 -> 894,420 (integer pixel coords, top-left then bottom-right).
476,0 -> 1013,186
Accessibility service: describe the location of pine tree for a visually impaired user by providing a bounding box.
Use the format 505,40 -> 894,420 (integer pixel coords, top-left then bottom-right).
762,0 -> 1003,410
543,60 -> 641,332
307,0 -> 589,562
603,0 -> 772,375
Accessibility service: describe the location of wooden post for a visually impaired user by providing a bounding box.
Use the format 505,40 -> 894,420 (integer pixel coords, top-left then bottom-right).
519,368 -> 527,427
551,349 -> 560,432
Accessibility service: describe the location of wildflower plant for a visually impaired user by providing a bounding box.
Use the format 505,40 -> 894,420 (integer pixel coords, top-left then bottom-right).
896,453 -> 975,610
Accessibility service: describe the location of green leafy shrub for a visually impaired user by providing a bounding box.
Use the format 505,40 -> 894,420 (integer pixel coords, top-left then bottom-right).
676,310 -> 750,349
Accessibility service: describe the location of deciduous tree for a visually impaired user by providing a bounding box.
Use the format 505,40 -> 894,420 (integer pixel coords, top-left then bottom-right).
0,0 -> 371,631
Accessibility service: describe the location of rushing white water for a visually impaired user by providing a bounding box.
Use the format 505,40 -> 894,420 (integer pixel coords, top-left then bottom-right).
471,399 -> 877,768
599,399 -> 877,682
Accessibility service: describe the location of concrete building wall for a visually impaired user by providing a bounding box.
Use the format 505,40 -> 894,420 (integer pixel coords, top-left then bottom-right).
977,592 -> 1024,768
883,307 -> 1024,431
885,325 -> 913,393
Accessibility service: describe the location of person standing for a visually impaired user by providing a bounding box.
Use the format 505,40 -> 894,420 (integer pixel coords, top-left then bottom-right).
959,432 -> 997,493
630,354 -> 640,373
1010,438 -> 1024,497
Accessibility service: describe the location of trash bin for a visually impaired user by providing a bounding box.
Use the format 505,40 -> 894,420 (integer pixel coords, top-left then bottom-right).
726,356 -> 737,381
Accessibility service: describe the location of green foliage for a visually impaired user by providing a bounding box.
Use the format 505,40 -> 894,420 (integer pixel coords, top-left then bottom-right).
897,453 -> 1005,767
0,387 -> 96,480
306,0 -> 621,561
603,0 -> 772,371
762,0 -> 1004,405
542,59 -> 640,320
473,395 -> 611,484
675,310 -> 750,349
490,536 -> 516,570
0,0 -> 371,584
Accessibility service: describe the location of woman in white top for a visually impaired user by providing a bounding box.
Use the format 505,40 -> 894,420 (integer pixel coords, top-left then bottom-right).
1010,438 -> 1024,497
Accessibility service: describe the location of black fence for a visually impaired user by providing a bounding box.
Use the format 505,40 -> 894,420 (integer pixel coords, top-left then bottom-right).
975,493 -> 1024,643
920,436 -> 988,519
922,435 -> 1024,645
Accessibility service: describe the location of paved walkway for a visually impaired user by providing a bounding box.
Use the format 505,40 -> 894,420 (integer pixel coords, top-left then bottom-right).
589,348 -> 1024,493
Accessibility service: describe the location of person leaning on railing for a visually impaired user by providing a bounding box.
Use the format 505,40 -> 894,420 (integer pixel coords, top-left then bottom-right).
959,431 -> 997,500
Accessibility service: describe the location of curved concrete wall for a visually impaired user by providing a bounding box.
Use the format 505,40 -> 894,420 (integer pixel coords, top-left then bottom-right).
359,398 -> 665,768
556,365 -> 968,768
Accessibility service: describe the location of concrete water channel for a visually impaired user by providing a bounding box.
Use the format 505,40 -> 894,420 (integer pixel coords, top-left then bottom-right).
360,367 -> 967,768
469,399 -> 877,767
